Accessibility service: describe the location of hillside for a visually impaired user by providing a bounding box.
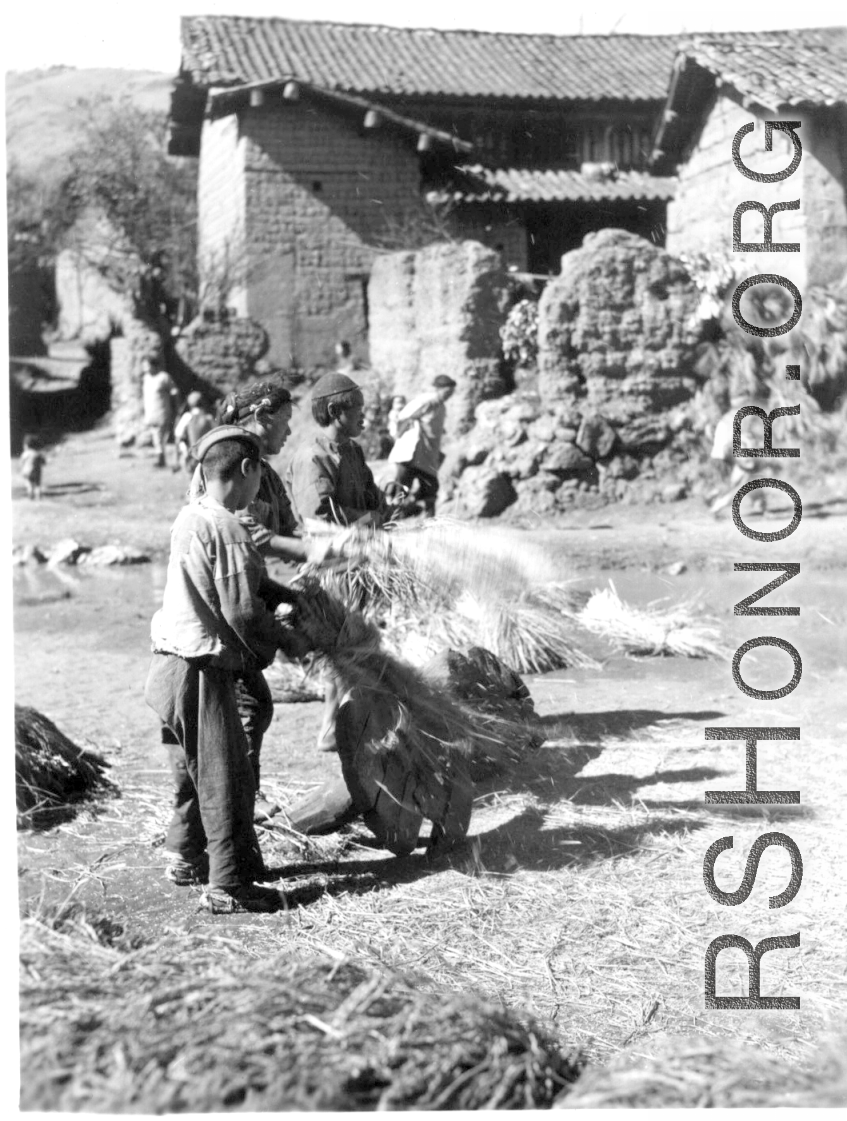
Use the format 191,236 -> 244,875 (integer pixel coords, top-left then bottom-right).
5,67 -> 175,181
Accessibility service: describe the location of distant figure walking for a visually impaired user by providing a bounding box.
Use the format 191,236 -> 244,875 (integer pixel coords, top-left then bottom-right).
386,394 -> 407,442
19,435 -> 46,500
174,391 -> 216,474
388,375 -> 456,517
708,399 -> 770,517
141,355 -> 180,469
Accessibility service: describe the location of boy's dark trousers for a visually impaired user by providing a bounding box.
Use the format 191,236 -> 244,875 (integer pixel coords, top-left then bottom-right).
145,653 -> 263,889
160,668 -> 273,789
233,668 -> 274,788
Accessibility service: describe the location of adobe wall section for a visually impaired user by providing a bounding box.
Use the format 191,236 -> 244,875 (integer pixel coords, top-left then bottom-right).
236,102 -> 428,369
369,240 -> 511,437
666,94 -> 847,290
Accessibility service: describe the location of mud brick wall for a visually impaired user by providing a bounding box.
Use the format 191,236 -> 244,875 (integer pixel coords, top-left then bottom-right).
202,102 -> 427,370
666,94 -> 847,290
369,240 -> 511,438
537,228 -> 702,427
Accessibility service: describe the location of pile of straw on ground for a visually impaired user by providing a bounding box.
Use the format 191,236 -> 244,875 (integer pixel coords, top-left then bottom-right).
20,915 -> 581,1111
15,705 -> 116,827
556,1029 -> 847,1108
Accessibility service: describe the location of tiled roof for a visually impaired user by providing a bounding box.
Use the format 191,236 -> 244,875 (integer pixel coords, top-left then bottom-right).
179,16 -> 680,103
430,166 -> 677,204
677,27 -> 847,110
652,27 -> 847,168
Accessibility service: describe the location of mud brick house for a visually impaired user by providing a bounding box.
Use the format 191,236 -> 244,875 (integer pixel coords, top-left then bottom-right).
653,27 -> 847,292
168,16 -> 681,368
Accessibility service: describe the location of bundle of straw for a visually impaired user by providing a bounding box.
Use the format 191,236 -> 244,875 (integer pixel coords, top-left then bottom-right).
286,577 -> 535,852
15,705 -> 116,827
570,584 -> 727,659
20,918 -> 581,1111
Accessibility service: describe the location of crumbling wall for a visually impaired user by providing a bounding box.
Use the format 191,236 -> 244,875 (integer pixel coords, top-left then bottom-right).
174,312 -> 270,395
441,230 -> 707,517
369,240 -> 511,439
538,228 -> 702,431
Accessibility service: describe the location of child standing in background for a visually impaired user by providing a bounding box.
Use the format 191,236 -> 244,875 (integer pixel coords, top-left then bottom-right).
19,436 -> 47,500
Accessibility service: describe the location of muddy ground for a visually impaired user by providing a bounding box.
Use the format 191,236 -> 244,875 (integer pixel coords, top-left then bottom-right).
12,427 -> 847,1097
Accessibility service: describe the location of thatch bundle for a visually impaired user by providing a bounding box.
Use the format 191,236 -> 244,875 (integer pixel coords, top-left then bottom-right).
286,578 -> 539,852
15,705 -> 116,827
565,583 -> 727,658
557,1030 -> 847,1108
20,917 -> 581,1111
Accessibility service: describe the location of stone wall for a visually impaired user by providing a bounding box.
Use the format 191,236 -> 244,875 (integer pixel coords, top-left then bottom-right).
369,240 -> 511,438
227,102 -> 428,369
666,94 -> 847,290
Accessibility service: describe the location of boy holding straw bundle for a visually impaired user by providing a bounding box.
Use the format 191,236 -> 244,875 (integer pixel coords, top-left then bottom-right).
145,425 -> 312,913
287,371 -> 391,751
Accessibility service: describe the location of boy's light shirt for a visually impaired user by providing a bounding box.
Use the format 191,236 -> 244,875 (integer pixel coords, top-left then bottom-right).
150,495 -> 280,670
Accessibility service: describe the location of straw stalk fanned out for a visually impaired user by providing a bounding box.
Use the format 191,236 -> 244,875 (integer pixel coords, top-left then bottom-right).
20,919 -> 581,1111
572,583 -> 727,659
316,520 -> 727,673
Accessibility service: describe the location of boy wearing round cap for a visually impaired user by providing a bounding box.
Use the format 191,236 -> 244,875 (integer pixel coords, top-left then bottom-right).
388,375 -> 456,516
287,371 -> 386,527
145,426 -> 309,913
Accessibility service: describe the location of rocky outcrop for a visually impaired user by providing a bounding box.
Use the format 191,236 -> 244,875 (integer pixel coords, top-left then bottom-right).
369,241 -> 511,438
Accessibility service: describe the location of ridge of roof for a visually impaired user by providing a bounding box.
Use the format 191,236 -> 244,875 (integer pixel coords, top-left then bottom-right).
180,13 -> 685,44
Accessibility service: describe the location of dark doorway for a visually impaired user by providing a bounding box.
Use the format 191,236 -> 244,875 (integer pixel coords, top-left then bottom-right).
525,200 -> 668,275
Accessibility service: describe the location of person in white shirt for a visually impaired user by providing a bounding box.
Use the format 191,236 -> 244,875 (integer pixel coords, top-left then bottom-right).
387,375 -> 456,517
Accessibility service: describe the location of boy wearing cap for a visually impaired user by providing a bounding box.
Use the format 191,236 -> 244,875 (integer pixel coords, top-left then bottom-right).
388,375 -> 457,516
287,371 -> 386,527
145,425 -> 308,913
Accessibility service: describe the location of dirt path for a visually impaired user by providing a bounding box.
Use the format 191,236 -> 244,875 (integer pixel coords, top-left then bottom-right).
13,427 -> 847,1085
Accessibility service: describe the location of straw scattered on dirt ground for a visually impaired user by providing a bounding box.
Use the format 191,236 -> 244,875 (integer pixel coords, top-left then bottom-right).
20,911 -> 580,1112
557,1025 -> 847,1108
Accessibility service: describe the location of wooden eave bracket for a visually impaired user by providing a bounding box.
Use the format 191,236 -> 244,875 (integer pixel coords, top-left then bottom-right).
207,78 -> 474,153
